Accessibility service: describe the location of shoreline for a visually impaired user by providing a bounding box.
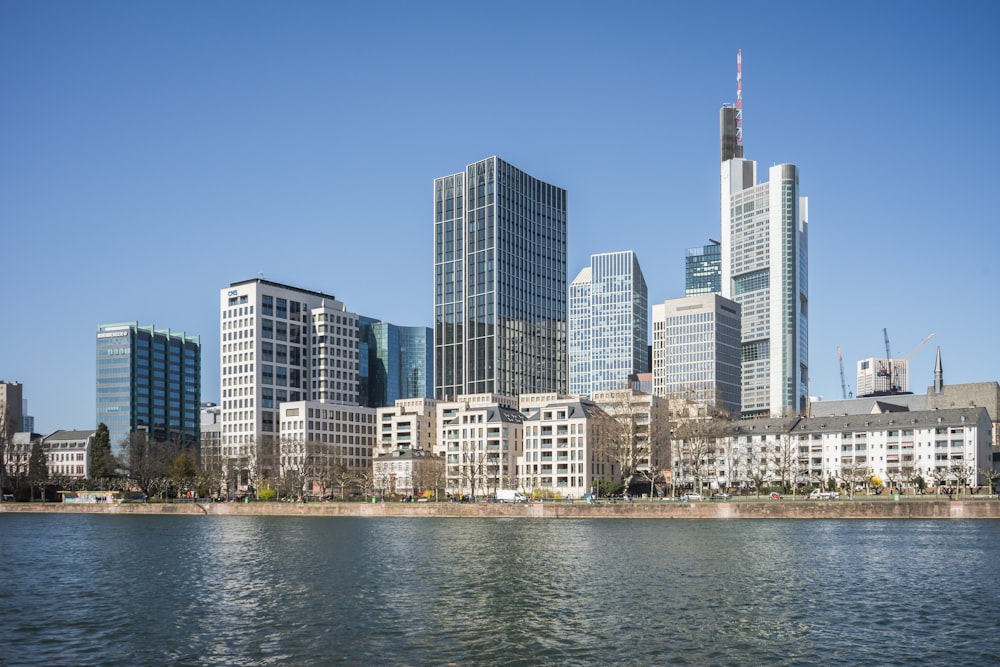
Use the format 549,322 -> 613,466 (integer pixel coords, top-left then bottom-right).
2,498 -> 999,519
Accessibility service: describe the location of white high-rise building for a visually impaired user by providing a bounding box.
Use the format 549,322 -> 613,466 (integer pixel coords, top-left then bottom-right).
719,63 -> 809,417
219,279 -> 360,483
568,251 -> 648,397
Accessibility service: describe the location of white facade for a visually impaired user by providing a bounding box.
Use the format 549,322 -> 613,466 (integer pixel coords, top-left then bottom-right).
568,251 -> 649,397
518,397 -> 612,498
721,158 -> 809,418
219,279 -> 360,480
373,447 -> 445,497
42,430 -> 95,480
435,394 -> 523,497
651,293 -> 742,416
375,398 -> 438,456
277,400 -> 375,494
676,408 -> 994,493
857,358 -> 909,396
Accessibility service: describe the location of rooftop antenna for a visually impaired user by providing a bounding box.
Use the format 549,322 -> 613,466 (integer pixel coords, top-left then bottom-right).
735,49 -> 743,148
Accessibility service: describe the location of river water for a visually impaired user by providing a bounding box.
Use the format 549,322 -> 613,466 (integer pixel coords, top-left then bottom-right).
1,514 -> 998,666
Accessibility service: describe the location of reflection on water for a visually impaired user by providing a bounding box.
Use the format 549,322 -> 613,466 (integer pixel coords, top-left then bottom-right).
1,515 -> 998,666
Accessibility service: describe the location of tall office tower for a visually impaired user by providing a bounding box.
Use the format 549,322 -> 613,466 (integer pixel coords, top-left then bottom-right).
363,322 -> 433,407
0,381 -> 24,441
651,294 -> 742,416
21,400 -> 33,433
685,240 -> 722,296
96,323 -> 201,457
568,251 -> 649,397
434,156 -> 568,400
719,52 -> 809,418
219,278 -> 359,481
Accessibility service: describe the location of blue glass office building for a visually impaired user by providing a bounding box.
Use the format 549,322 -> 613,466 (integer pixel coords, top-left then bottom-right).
568,251 -> 649,396
685,240 -> 722,296
361,322 -> 433,407
434,157 -> 568,399
96,322 -> 200,457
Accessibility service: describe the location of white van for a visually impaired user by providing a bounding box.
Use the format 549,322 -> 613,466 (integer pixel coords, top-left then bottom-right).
495,489 -> 528,503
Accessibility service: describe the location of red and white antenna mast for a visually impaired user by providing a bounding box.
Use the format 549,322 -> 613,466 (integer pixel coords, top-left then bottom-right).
735,49 -> 743,148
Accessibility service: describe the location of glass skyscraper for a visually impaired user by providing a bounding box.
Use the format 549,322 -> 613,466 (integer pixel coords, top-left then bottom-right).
568,251 -> 649,397
434,156 -> 568,399
685,240 -> 721,296
362,321 -> 433,407
96,322 -> 201,457
720,109 -> 809,418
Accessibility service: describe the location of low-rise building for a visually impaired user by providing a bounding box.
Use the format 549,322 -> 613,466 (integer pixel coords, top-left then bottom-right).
373,447 -> 445,497
278,401 -> 376,496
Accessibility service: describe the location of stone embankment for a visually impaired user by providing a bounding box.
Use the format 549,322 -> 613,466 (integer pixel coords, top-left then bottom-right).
3,498 -> 999,519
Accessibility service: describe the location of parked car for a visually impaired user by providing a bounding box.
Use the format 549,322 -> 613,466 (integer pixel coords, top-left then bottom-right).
809,490 -> 840,500
710,492 -> 732,501
679,493 -> 703,502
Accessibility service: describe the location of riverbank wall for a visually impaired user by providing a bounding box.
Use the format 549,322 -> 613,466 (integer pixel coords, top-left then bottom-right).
3,498 -> 999,519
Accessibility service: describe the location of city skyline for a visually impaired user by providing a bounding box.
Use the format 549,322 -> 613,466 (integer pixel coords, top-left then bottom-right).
3,3 -> 997,432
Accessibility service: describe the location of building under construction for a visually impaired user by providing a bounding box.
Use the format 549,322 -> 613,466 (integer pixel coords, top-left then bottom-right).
857,357 -> 909,396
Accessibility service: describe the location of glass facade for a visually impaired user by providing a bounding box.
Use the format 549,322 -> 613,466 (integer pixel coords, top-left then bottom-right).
96,322 -> 201,457
363,322 -> 433,407
568,251 -> 648,397
685,241 -> 722,296
434,157 -> 567,400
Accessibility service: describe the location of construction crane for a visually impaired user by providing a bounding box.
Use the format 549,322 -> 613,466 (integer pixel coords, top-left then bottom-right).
903,333 -> 936,361
837,347 -> 848,400
883,328 -> 892,360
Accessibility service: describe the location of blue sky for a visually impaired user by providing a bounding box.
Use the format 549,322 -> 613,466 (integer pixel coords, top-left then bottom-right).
2,1 -> 997,433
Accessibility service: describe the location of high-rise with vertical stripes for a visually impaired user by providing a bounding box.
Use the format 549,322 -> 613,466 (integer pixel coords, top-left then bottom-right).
434,157 -> 568,400
719,52 -> 809,418
568,251 -> 648,397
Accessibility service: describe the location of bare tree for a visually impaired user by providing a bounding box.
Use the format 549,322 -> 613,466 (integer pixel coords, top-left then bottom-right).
591,389 -> 667,496
0,403 -> 17,500
838,461 -> 871,499
330,463 -> 357,500
950,462 -> 976,496
744,444 -> 772,498
772,434 -> 800,494
979,466 -> 1000,497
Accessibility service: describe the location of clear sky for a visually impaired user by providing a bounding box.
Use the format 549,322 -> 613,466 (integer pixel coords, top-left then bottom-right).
2,1 -> 998,433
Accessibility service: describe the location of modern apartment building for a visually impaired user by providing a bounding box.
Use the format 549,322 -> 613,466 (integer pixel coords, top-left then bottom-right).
435,393 -> 524,497
651,294 -> 742,416
518,396 -> 612,498
95,322 -> 200,457
568,251 -> 649,397
434,156 -> 568,400
719,66 -> 809,418
375,398 -> 438,456
685,240 -> 722,296
362,322 -> 433,407
219,278 -> 360,483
